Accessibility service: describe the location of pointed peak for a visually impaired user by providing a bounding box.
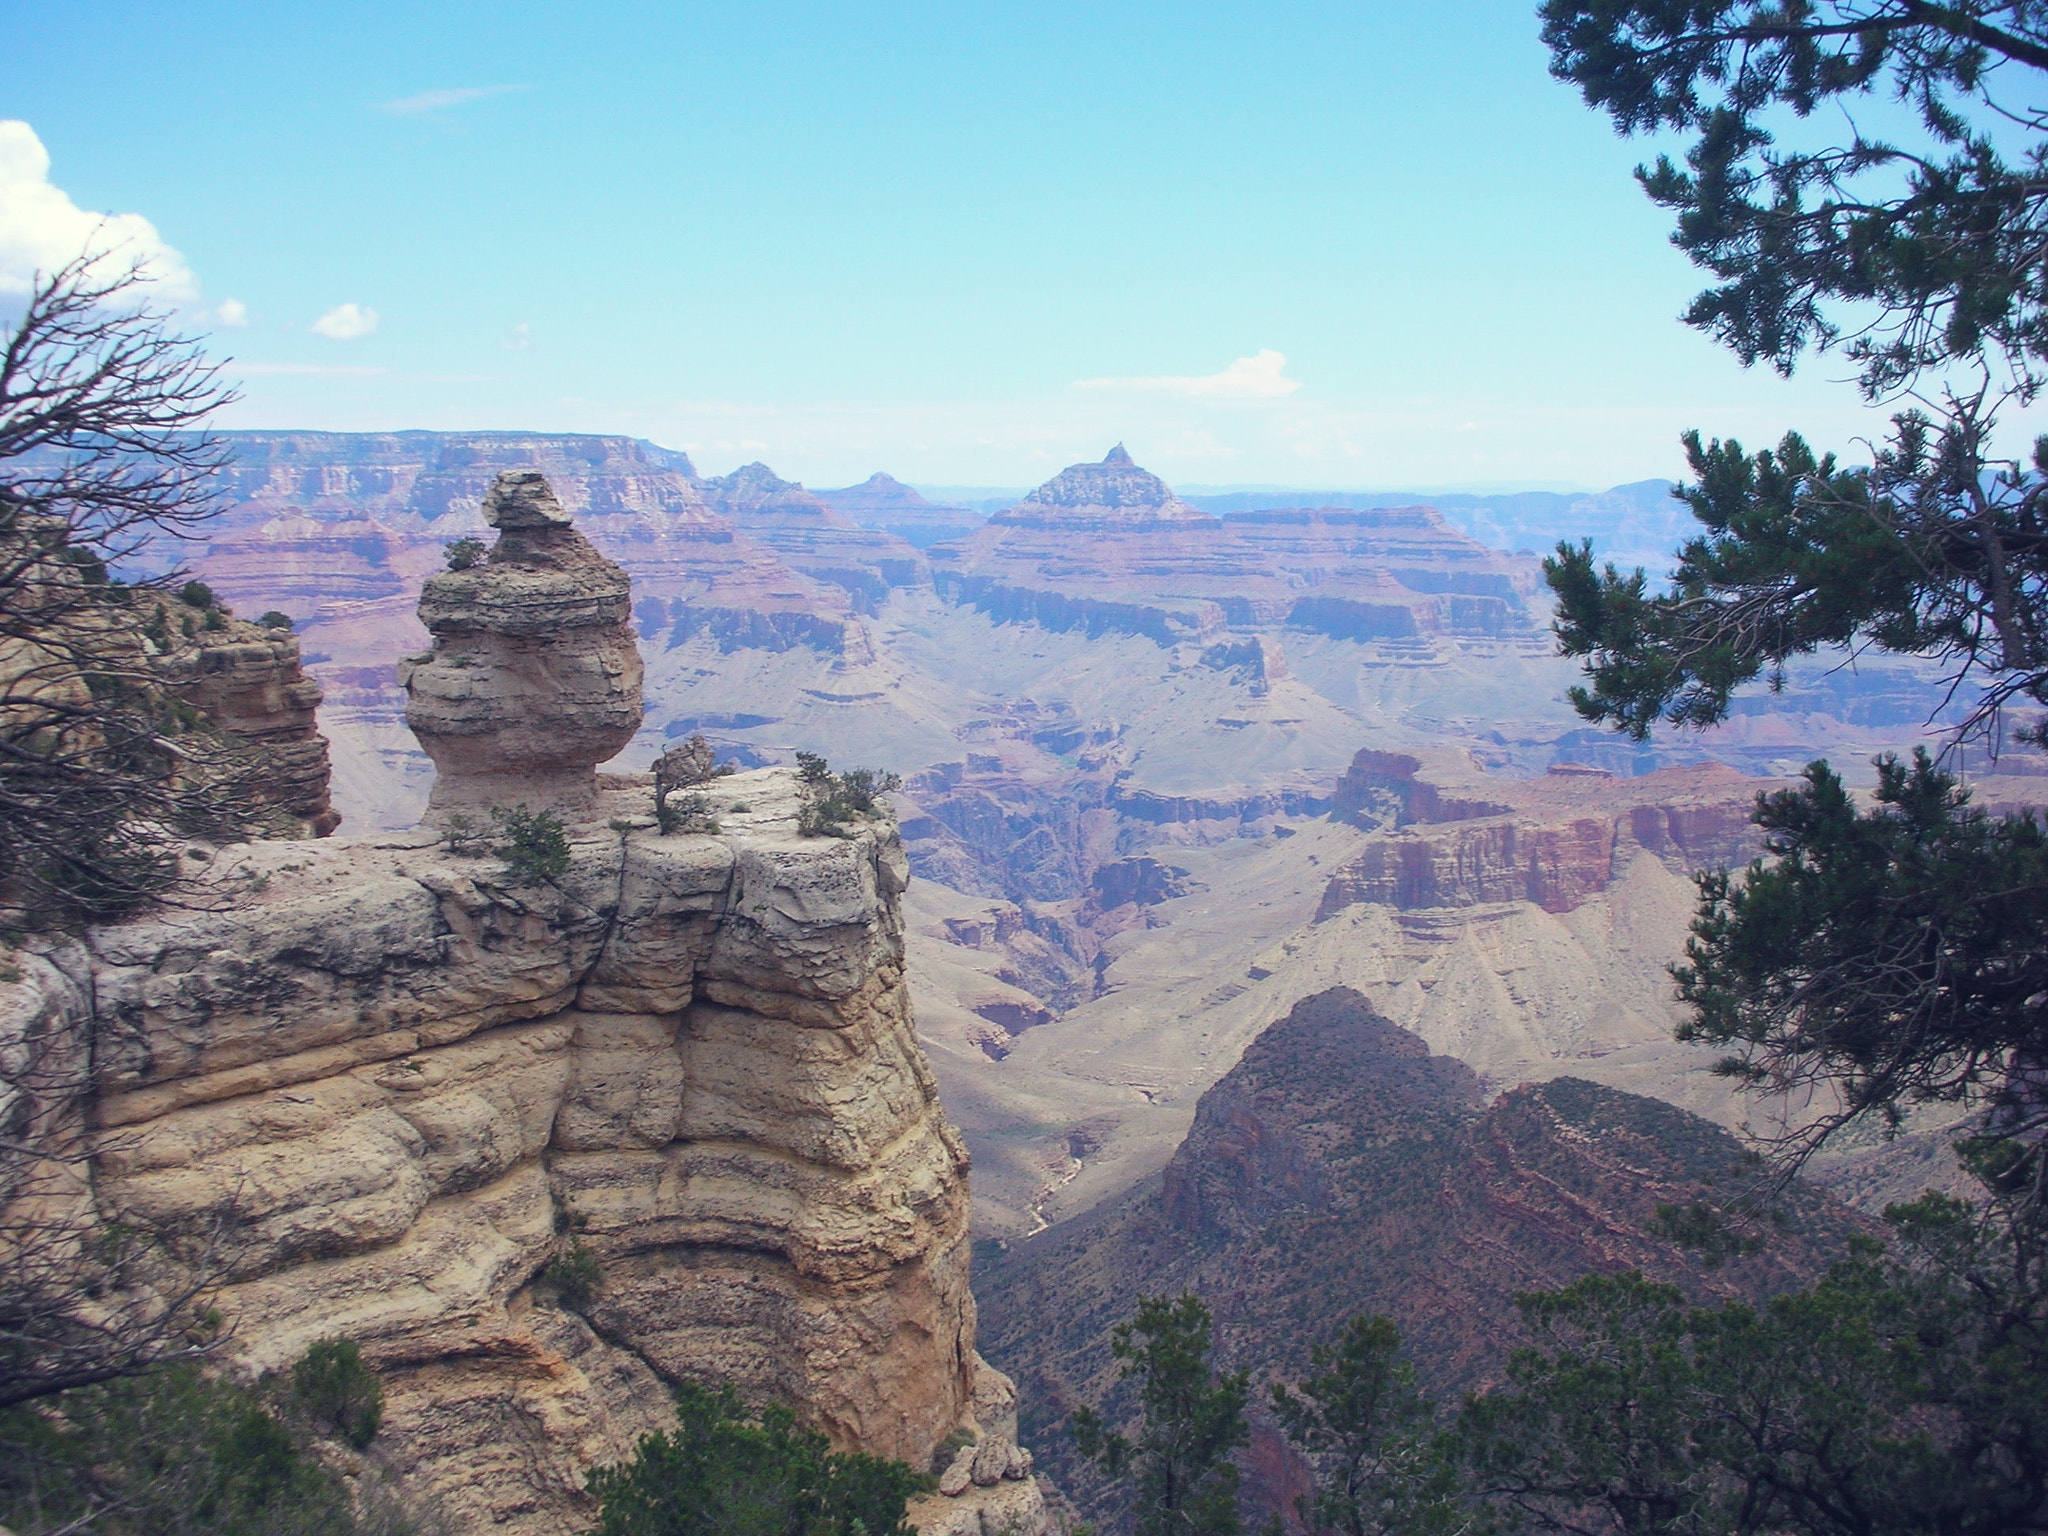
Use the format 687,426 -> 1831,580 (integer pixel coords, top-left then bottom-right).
993,444 -> 1217,527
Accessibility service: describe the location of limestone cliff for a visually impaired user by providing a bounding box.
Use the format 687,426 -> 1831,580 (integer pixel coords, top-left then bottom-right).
1,473 -> 1048,1536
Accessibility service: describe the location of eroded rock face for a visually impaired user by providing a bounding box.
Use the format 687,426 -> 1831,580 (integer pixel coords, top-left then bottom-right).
145,605 -> 340,836
402,471 -> 646,818
0,496 -> 1066,1535
1318,749 -> 1768,915
1,768 -> 1027,1534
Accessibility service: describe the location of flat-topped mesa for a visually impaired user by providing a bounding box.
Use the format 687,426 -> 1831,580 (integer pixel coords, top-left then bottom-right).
990,444 -> 1221,530
402,470 -> 645,820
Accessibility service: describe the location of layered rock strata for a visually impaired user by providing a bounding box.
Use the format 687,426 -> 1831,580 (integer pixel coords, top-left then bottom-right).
145,604 -> 342,837
929,447 -> 1541,645
402,471 -> 646,819
22,765 -> 998,1532
1319,748 -> 1769,916
697,462 -> 928,614
815,473 -> 984,549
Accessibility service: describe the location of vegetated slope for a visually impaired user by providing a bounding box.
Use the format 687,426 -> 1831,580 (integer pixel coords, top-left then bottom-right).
974,986 -> 1863,1526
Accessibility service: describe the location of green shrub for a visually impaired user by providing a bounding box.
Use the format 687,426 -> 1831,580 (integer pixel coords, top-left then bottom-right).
177,580 -> 216,610
258,611 -> 294,631
490,804 -> 570,886
290,1338 -> 383,1450
537,1242 -> 604,1311
587,1381 -> 928,1536
442,537 -> 487,571
792,754 -> 902,839
0,1362 -> 362,1535
440,812 -> 490,857
655,791 -> 719,837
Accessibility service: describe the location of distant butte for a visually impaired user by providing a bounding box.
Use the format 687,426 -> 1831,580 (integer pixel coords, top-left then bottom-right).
931,444 -> 1539,644
990,443 -> 1217,528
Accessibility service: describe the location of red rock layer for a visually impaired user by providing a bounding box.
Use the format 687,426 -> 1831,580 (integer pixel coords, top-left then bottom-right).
975,987 -> 1863,1528
1318,749 -> 1768,916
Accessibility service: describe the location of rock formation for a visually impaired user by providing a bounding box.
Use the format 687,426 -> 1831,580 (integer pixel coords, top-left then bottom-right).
975,987 -> 1864,1530
402,471 -> 646,819
145,601 -> 342,837
1,483 -> 1054,1536
930,447 -> 1541,645
1318,747 -> 1768,916
988,445 -> 1215,530
697,462 -> 928,615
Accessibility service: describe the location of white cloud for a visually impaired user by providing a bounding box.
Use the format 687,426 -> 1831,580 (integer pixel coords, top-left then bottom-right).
499,321 -> 531,351
0,119 -> 196,299
376,85 -> 524,116
1073,349 -> 1302,400
311,302 -> 379,340
214,297 -> 249,327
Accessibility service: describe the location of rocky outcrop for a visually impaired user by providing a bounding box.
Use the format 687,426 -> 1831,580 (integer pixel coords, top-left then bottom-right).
401,472 -> 645,819
26,767 -> 987,1532
0,480 -> 1057,1536
141,599 -> 341,837
1318,750 -> 1769,916
989,445 -> 1215,531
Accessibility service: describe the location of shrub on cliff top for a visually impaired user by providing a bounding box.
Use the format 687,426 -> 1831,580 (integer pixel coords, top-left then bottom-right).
586,1381 -> 928,1536
793,753 -> 902,840
442,536 -> 486,572
490,804 -> 570,886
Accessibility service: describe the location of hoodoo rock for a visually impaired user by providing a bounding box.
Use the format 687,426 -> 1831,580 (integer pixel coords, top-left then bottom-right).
1,490 -> 1053,1536
402,470 -> 646,818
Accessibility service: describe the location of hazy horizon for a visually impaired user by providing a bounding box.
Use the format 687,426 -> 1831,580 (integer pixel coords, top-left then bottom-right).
12,1 -> 2040,488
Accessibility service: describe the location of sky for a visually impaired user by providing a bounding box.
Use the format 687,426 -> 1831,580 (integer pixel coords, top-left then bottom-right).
4,0 -> 2038,491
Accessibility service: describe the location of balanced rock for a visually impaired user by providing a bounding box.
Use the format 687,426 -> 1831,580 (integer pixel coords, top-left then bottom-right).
402,471 -> 645,819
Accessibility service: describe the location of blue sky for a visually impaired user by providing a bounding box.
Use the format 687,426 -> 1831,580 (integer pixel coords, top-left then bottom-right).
4,0 -> 2027,489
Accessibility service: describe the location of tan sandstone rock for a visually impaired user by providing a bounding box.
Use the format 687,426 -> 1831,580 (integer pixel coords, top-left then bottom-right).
401,470 -> 645,819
